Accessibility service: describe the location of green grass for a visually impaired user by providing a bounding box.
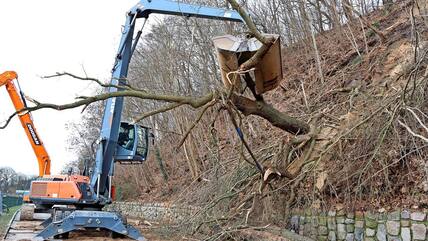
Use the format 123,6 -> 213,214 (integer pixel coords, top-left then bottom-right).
0,205 -> 20,237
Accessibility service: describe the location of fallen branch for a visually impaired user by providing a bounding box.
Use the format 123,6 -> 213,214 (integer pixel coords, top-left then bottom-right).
398,119 -> 428,142
342,2 -> 386,43
43,72 -> 142,92
225,0 -> 269,44
226,103 -> 264,174
0,90 -> 215,129
226,0 -> 275,71
132,102 -> 184,124
177,99 -> 218,149
231,94 -> 310,134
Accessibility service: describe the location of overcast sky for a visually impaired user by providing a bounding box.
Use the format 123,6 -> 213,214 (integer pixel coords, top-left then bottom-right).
0,0 -> 149,175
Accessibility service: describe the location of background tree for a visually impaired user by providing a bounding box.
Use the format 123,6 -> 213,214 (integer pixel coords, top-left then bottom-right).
0,167 -> 32,194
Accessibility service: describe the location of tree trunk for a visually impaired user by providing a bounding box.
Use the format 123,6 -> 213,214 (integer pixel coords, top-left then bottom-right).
155,145 -> 169,182
231,94 -> 310,135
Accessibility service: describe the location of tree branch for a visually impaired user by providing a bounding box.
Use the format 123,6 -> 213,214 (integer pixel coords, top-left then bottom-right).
132,102 -> 184,124
231,94 -> 310,134
226,0 -> 275,71
0,113 -> 18,129
43,72 -> 144,92
342,2 -> 386,43
177,99 -> 217,149
226,0 -> 268,44
0,90 -> 215,129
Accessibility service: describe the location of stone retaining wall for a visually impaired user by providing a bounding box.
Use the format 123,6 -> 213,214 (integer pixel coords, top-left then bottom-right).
105,202 -> 427,241
289,209 -> 428,241
104,202 -> 198,224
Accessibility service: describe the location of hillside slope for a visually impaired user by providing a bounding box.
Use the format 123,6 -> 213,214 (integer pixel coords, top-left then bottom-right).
113,1 -> 428,238
145,0 -> 428,209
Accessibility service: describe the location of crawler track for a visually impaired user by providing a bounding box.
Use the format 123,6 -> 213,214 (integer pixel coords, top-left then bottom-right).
3,207 -> 139,240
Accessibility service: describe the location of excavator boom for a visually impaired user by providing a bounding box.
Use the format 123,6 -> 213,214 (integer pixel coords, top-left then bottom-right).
0,71 -> 51,176
2,1 -> 243,240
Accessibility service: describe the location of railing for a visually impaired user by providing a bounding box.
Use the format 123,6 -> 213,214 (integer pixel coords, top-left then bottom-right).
2,195 -> 23,209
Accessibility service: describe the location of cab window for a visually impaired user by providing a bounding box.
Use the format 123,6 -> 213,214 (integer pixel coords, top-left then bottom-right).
118,123 -> 135,151
136,127 -> 149,158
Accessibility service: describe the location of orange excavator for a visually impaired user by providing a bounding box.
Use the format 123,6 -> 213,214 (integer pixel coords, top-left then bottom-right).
0,71 -> 89,217
0,71 -> 51,177
0,1 -> 243,239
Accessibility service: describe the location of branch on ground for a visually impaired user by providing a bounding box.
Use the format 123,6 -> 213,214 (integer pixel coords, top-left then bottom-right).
342,2 -> 386,43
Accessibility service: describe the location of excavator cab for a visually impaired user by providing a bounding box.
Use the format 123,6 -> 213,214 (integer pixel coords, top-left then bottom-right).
115,122 -> 150,163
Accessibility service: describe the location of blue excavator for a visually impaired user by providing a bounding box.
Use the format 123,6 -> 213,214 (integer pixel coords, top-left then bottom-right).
27,0 -> 243,240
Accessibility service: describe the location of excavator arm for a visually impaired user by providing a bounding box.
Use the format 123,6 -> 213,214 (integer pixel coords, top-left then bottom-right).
90,0 -> 243,202
0,71 -> 51,176
23,1 -> 243,240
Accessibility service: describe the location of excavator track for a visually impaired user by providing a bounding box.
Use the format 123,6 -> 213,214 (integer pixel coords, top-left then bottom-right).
3,206 -> 138,240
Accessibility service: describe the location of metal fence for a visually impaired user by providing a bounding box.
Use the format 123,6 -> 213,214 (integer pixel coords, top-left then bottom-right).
0,192 -> 2,214
1,194 -> 22,209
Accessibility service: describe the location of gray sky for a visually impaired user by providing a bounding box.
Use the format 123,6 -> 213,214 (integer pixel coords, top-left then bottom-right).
0,0 -> 143,175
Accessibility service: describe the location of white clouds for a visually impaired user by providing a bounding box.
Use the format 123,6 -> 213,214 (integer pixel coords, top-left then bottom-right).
0,0 -> 137,175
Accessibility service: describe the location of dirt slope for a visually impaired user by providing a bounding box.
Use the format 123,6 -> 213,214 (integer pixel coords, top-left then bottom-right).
130,0 -> 428,231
